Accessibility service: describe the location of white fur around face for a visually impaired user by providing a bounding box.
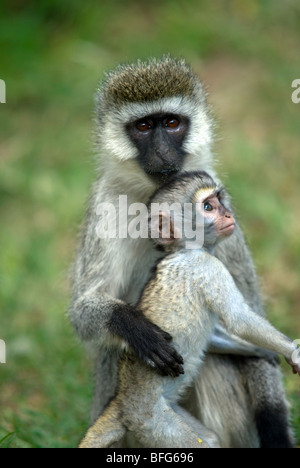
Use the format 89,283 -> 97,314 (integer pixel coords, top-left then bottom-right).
194,188 -> 215,203
99,96 -> 213,166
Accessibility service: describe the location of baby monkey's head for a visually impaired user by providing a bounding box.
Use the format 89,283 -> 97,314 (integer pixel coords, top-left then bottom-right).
148,171 -> 235,250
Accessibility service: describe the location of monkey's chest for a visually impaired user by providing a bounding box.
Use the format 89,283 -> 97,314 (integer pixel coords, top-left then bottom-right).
173,299 -> 216,366
159,299 -> 217,399
146,278 -> 217,370
141,251 -> 219,380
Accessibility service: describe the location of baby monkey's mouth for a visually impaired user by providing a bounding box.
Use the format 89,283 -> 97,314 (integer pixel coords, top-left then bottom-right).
219,223 -> 235,235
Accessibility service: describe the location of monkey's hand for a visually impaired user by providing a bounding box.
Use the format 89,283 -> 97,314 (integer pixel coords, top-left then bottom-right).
285,356 -> 300,376
108,304 -> 184,377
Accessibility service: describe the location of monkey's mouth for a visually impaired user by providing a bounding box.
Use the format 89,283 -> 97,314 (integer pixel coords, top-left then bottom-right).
148,169 -> 179,183
220,224 -> 235,235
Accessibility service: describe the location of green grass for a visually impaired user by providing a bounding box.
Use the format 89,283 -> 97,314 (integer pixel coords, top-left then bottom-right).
0,0 -> 299,447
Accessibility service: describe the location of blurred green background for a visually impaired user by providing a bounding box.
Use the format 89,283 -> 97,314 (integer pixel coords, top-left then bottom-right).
0,0 -> 299,448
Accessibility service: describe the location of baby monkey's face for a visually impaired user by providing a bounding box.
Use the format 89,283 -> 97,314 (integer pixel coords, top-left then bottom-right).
194,187 -> 235,241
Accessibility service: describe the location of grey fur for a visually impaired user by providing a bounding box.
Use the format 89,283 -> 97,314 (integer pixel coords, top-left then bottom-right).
69,56 -> 294,447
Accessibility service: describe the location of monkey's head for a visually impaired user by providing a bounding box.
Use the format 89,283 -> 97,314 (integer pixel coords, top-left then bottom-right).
148,171 -> 235,251
95,56 -> 214,186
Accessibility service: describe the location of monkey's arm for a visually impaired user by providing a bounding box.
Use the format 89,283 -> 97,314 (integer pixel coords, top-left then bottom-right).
202,255 -> 300,375
69,291 -> 184,377
208,323 -> 279,361
207,219 -> 265,357
208,219 -> 294,367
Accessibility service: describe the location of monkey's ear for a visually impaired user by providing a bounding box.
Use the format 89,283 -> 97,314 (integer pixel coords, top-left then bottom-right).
149,211 -> 179,245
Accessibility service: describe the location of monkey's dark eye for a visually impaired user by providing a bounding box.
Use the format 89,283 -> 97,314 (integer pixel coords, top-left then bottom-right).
204,202 -> 213,211
136,120 -> 153,132
164,117 -> 180,128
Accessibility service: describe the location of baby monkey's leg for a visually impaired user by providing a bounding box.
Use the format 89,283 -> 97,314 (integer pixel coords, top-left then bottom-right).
138,398 -> 214,448
79,399 -> 125,448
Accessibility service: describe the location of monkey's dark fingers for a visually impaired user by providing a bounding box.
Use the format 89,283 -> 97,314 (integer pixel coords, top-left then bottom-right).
285,356 -> 300,376
144,325 -> 185,376
147,323 -> 186,374
153,328 -> 185,375
291,365 -> 300,376
137,333 -> 184,377
108,304 -> 184,376
146,349 -> 185,378
144,356 -> 180,378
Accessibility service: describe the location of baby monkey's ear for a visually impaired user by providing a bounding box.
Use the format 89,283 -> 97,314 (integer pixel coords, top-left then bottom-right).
149,211 -> 181,246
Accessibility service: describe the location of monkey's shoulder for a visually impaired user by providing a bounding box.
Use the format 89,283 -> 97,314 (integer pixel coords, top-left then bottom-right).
142,250 -> 207,293
137,250 -> 197,304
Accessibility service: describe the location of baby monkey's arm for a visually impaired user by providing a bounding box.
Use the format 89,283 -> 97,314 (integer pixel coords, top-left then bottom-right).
202,255 -> 300,375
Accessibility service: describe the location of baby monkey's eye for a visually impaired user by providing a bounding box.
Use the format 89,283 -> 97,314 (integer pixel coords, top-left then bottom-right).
204,201 -> 213,212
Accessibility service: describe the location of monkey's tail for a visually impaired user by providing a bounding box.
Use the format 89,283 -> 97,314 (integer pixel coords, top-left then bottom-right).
79,399 -> 126,448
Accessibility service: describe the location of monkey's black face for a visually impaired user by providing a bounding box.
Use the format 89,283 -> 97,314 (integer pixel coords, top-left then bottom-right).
126,113 -> 190,184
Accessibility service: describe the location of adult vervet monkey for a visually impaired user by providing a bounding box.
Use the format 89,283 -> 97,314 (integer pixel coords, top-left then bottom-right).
69,56 -> 293,448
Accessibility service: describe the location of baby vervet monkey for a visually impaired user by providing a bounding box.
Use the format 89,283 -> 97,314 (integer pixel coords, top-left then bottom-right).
79,171 -> 300,449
